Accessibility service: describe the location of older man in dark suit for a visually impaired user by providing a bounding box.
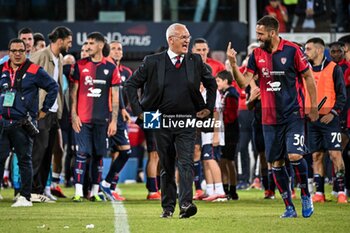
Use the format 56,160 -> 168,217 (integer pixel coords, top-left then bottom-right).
125,23 -> 217,218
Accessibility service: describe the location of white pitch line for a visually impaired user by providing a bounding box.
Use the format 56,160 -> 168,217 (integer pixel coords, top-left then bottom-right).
112,201 -> 130,233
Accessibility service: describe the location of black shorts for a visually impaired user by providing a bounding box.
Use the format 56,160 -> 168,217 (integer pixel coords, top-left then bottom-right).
263,119 -> 306,163
222,121 -> 239,160
252,119 -> 265,153
109,119 -> 130,153
307,115 -> 342,153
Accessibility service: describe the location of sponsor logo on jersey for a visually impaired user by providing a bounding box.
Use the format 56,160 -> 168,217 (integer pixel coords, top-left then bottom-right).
266,81 -> 281,92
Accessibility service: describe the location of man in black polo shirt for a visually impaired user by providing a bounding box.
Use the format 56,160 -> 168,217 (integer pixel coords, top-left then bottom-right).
125,23 -> 217,218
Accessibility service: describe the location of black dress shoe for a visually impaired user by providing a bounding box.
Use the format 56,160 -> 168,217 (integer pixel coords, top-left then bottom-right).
160,210 -> 173,218
179,202 -> 197,219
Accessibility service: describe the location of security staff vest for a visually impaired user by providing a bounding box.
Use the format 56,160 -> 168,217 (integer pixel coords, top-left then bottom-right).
305,61 -> 337,115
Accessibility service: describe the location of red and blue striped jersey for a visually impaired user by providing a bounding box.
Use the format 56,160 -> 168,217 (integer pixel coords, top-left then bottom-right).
72,57 -> 121,124
246,38 -> 309,125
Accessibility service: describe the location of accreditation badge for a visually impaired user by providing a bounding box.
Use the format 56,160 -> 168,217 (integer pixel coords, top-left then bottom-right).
3,91 -> 15,107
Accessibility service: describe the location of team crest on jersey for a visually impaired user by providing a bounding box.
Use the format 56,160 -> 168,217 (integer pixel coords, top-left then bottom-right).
281,57 -> 287,65
104,69 -> 109,75
82,68 -> 89,73
262,67 -> 270,78
84,76 -> 93,85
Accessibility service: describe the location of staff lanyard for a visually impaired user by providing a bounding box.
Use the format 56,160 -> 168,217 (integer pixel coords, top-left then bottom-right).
9,70 -> 16,88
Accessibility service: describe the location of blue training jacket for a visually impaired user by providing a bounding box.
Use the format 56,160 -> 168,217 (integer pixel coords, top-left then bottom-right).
0,59 -> 58,121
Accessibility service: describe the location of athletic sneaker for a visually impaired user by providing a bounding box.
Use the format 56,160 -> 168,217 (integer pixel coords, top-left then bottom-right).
301,195 -> 314,218
337,193 -> 348,203
193,190 -> 205,200
100,184 -> 115,201
236,181 -> 250,190
147,192 -> 161,200
11,196 -> 33,207
264,190 -> 275,199
312,193 -> 325,203
44,192 -> 58,201
51,185 -> 66,198
30,194 -> 55,203
13,193 -> 20,202
98,192 -> 107,201
203,194 -> 228,202
72,195 -> 83,202
112,191 -> 126,201
228,192 -> 239,200
280,206 -> 297,218
0,193 -> 3,200
90,194 -> 103,202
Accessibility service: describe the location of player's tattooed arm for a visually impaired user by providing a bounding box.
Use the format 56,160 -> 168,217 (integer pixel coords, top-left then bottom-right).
107,86 -> 119,137
111,86 -> 120,122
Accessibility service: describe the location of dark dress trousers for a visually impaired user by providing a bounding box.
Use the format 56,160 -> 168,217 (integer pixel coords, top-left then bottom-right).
125,51 -> 217,212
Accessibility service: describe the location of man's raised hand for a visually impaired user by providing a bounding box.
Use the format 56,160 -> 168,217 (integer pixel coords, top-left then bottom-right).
226,42 -> 238,67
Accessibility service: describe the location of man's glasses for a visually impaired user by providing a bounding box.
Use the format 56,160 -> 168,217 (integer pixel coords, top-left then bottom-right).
9,49 -> 26,54
171,35 -> 192,41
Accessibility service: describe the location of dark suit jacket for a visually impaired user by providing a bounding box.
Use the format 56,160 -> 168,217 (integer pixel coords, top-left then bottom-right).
125,51 -> 217,116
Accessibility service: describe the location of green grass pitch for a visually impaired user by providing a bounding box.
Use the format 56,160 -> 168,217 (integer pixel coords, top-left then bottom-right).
0,184 -> 349,233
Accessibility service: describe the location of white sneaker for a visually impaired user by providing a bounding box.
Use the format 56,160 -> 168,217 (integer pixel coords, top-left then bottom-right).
13,193 -> 20,202
0,193 -> 3,200
11,196 -> 33,207
44,192 -> 57,201
30,193 -> 56,203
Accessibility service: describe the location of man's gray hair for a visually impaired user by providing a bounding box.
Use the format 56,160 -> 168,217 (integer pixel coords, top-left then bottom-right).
166,23 -> 186,40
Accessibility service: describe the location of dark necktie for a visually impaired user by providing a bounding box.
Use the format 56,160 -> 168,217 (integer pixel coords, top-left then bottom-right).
175,55 -> 181,69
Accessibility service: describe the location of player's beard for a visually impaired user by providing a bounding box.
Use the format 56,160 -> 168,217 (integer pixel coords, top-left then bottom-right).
260,36 -> 273,53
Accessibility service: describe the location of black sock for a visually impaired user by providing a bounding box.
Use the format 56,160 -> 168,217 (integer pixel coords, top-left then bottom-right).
193,160 -> 202,190
223,184 -> 229,194
291,158 -> 310,197
314,174 -> 325,193
273,166 -> 294,209
105,150 -> 131,183
229,185 -> 237,195
261,175 -> 268,191
335,170 -> 345,192
268,169 -> 276,192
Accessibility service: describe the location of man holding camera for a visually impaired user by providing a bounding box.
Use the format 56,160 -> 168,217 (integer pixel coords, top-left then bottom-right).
0,38 -> 58,207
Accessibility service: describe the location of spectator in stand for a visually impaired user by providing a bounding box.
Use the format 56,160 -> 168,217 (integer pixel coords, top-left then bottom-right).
264,0 -> 289,33
294,0 -> 326,31
283,0 -> 298,31
194,0 -> 219,22
335,0 -> 350,32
